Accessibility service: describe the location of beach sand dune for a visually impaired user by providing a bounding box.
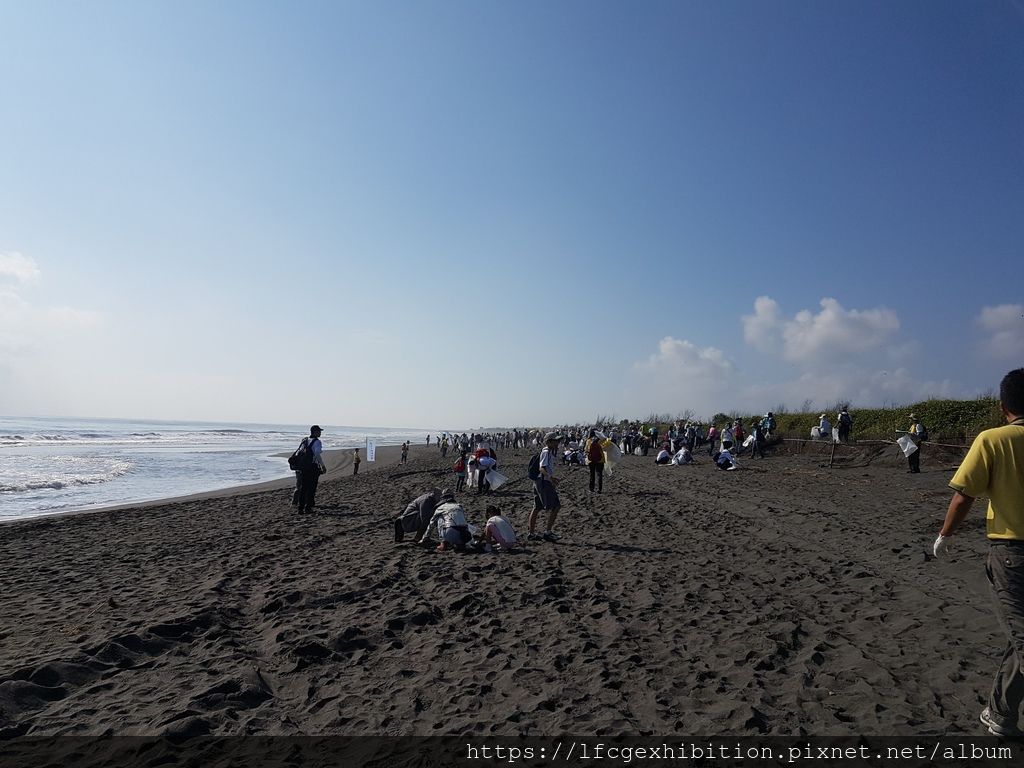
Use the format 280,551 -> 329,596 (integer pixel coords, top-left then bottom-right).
0,441 -> 1006,738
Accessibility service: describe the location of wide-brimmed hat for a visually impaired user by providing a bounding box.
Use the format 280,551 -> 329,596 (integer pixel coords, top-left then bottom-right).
543,432 -> 562,442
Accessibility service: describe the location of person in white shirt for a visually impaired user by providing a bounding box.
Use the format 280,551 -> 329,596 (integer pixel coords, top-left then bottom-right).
720,424 -> 735,451
655,448 -> 672,465
715,448 -> 739,470
672,446 -> 693,465
529,432 -> 562,542
421,490 -> 472,552
818,414 -> 832,440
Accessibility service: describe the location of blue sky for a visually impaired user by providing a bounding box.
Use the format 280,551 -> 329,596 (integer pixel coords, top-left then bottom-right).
1,1 -> 1022,429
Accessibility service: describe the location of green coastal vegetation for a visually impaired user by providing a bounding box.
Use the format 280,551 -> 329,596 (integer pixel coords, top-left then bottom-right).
601,397 -> 1004,443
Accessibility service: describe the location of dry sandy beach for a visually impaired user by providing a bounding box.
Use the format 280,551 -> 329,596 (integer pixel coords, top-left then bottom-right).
0,440 -> 1017,742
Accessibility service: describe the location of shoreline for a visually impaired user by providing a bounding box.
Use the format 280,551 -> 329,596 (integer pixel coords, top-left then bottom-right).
0,443 -> 414,529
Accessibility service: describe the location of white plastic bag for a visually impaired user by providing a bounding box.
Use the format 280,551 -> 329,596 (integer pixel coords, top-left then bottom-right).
897,435 -> 918,457
485,469 -> 508,490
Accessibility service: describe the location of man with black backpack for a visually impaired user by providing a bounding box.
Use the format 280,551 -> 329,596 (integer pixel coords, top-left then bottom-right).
290,425 -> 326,513
837,407 -> 853,443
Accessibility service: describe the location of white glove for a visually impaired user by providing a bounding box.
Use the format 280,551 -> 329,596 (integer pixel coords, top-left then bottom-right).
933,534 -> 952,557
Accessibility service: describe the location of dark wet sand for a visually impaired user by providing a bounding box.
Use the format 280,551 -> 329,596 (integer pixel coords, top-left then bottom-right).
0,440 -> 1009,739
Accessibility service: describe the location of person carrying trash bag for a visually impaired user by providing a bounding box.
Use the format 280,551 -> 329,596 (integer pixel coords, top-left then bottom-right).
900,413 -> 928,473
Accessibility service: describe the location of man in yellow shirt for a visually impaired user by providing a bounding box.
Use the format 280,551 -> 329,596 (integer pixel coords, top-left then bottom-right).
934,368 -> 1024,737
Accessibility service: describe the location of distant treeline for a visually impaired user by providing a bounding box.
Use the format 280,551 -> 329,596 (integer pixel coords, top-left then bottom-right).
596,398 -> 1004,443
765,398 -> 1002,441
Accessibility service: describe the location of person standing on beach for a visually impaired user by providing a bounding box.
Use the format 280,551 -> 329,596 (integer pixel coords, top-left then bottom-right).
585,429 -> 605,493
837,407 -> 853,443
295,425 -> 326,513
453,451 -> 468,492
401,442 -> 408,464
907,414 -> 926,473
933,369 -> 1024,737
528,432 -> 562,542
352,447 -> 361,475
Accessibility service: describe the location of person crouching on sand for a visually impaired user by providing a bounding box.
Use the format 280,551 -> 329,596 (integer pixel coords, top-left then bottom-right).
394,488 -> 441,543
713,447 -> 739,470
421,490 -> 472,552
483,505 -> 518,551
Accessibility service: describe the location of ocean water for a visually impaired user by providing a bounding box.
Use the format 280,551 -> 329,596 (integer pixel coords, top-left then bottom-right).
0,417 -> 434,522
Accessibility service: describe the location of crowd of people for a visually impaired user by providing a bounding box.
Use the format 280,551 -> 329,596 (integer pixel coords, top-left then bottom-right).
288,405 -> 944,519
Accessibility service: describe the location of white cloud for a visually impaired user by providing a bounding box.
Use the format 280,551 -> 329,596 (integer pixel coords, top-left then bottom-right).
977,304 -> 1024,360
635,336 -> 734,379
628,336 -> 736,417
0,254 -> 104,415
0,252 -> 41,284
629,297 -> 962,419
0,288 -> 102,357
742,296 -> 899,364
782,298 -> 899,363
742,295 -> 782,352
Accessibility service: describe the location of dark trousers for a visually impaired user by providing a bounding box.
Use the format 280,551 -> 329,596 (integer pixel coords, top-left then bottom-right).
987,543 -> 1024,728
908,447 -> 920,473
589,462 -> 604,492
297,470 -> 319,511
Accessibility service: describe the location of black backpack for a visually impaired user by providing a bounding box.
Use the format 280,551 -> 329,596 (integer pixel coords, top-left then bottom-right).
288,438 -> 315,471
527,453 -> 542,481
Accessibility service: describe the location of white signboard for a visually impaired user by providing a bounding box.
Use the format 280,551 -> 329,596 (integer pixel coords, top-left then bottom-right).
366,438 -> 376,462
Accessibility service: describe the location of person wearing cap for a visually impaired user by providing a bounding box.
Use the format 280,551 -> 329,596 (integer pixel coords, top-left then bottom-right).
837,407 -> 853,443
818,413 -> 832,441
907,414 -> 925,473
932,369 -> 1024,737
295,425 -> 326,513
529,432 -> 563,542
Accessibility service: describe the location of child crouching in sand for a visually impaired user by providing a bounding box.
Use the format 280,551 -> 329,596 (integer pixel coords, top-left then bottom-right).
481,505 -> 518,551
